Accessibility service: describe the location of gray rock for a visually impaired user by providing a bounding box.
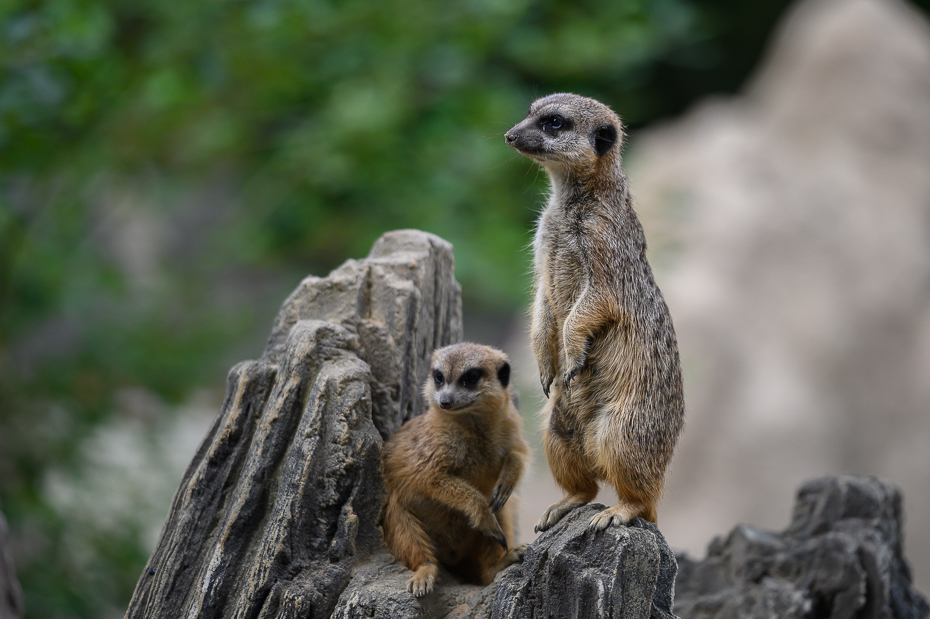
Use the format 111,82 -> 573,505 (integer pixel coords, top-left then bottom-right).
125,229 -> 681,618
330,505 -> 679,619
126,320 -> 381,618
674,475 -> 930,619
331,552 -> 498,619
492,505 -> 678,619
126,230 -> 461,618
264,229 -> 463,439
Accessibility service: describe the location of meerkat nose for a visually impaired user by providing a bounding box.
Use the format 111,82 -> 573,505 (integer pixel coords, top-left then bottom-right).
439,395 -> 453,410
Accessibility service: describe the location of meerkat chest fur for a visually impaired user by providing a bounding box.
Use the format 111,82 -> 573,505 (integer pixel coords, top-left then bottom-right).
535,189 -> 643,324
433,411 -> 508,480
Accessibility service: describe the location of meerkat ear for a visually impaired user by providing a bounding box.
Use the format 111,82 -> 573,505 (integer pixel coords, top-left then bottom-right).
592,123 -> 617,157
497,362 -> 511,388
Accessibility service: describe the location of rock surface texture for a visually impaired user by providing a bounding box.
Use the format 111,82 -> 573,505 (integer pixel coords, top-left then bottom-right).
675,476 -> 930,619
125,230 -> 462,618
332,506 -> 678,619
124,229 -> 679,618
492,506 -> 677,619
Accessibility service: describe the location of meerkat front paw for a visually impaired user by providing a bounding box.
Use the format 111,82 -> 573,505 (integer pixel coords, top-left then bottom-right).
561,365 -> 582,391
407,564 -> 438,598
561,331 -> 593,389
561,350 -> 588,391
490,479 -> 515,513
479,514 -> 508,550
540,371 -> 554,398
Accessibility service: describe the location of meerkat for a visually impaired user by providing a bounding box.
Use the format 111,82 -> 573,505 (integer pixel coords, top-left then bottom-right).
504,93 -> 684,532
381,342 -> 530,597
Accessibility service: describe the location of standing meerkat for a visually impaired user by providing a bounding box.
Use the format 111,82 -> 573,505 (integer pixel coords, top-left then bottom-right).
381,342 -> 529,597
504,93 -> 684,532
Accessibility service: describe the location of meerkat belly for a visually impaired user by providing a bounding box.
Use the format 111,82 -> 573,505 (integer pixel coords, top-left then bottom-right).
546,252 -> 587,339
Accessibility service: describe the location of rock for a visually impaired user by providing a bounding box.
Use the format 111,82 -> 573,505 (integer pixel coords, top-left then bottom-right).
125,229 -> 681,618
491,505 -> 678,619
628,0 -> 930,589
125,230 -> 461,618
330,505 -> 679,619
674,475 -> 930,619
126,320 -> 381,618
0,506 -> 24,619
330,552 -> 498,619
264,229 -> 463,439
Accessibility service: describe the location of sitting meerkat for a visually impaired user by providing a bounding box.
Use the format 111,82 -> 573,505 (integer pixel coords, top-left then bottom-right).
505,93 -> 685,532
381,342 -> 529,597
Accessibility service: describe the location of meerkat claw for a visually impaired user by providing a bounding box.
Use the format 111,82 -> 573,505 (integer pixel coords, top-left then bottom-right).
562,363 -> 583,389
407,571 -> 435,598
490,493 -> 505,513
541,374 -> 553,398
490,482 -> 513,513
494,533 -> 508,550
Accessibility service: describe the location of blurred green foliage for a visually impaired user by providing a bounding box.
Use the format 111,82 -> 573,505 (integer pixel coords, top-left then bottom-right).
5,0 -> 926,616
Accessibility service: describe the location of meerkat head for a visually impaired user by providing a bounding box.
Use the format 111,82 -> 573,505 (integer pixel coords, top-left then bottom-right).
504,92 -> 625,182
424,343 -> 511,414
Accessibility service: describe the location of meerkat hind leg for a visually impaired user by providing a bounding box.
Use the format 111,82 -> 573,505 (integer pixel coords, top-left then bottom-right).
407,562 -> 439,598
479,543 -> 527,584
536,494 -> 594,532
537,409 -> 599,532
498,543 -> 526,570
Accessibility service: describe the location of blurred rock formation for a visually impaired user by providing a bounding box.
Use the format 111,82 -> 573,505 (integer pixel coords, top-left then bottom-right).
675,475 -> 929,618
629,0 -> 930,591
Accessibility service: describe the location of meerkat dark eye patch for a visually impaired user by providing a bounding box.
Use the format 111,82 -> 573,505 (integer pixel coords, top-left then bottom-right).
433,370 -> 444,386
541,114 -> 570,136
460,368 -> 485,389
497,362 -> 511,388
592,123 -> 617,157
